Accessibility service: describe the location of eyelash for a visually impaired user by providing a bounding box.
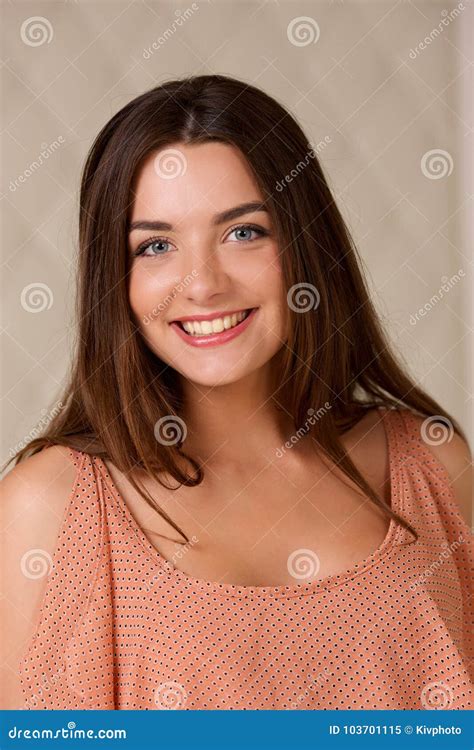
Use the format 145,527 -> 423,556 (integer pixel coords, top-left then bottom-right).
133,223 -> 269,257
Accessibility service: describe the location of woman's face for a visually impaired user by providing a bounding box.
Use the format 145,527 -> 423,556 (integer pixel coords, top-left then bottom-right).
128,141 -> 288,387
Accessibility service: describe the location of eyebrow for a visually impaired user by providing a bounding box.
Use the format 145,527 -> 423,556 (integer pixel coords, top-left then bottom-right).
128,201 -> 269,232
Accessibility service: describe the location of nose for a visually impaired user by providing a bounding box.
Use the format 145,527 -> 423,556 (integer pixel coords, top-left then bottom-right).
180,244 -> 230,306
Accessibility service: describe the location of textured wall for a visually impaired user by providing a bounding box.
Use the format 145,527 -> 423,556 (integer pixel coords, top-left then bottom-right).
1,0 -> 472,462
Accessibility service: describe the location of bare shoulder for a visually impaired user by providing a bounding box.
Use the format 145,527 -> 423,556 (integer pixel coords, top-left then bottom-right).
0,445 -> 78,708
406,412 -> 472,528
1,444 -> 78,533
2,442 -> 76,490
343,407 -> 391,504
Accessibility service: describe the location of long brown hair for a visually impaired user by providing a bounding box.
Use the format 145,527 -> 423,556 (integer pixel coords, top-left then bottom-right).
4,74 -> 467,544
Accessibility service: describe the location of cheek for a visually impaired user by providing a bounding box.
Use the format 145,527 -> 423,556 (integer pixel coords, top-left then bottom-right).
129,263 -> 177,323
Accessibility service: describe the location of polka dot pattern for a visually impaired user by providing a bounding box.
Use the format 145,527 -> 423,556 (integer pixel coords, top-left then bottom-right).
19,407 -> 473,709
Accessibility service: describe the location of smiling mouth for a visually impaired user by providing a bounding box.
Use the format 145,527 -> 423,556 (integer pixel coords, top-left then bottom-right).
173,308 -> 256,337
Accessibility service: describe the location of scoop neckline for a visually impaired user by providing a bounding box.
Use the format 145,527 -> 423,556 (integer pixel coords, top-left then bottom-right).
94,406 -> 404,599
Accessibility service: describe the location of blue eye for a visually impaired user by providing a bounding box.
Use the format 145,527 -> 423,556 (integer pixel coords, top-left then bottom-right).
134,238 -> 173,257
226,224 -> 268,242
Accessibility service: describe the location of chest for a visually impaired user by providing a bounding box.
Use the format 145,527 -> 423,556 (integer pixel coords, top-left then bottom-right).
105,455 -> 391,587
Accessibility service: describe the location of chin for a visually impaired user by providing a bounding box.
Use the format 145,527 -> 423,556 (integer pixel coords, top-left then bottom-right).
171,359 -> 256,388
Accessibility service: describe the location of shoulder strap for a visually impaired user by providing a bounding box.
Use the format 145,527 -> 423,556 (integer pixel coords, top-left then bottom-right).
393,408 -> 459,468
67,446 -> 87,469
382,407 -> 471,532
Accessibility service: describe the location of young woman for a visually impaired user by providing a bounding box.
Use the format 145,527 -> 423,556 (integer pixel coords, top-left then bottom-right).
2,74 -> 472,711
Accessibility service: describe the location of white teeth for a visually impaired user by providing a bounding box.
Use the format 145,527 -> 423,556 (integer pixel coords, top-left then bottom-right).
212,318 -> 224,333
180,310 -> 250,336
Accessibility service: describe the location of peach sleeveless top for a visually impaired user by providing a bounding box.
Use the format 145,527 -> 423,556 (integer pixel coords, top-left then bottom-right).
19,407 -> 473,710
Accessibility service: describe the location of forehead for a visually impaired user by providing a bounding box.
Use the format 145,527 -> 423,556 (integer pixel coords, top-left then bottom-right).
130,141 -> 262,221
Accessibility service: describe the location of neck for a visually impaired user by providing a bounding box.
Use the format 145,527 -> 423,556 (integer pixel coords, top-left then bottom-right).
180,367 -> 297,469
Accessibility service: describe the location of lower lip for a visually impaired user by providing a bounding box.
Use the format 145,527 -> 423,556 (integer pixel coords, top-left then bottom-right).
170,308 -> 258,348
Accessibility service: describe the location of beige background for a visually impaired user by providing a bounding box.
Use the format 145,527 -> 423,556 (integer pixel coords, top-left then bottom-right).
1,0 -> 472,464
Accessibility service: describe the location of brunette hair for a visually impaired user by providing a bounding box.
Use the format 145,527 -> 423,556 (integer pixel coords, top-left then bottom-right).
5,74 -> 467,544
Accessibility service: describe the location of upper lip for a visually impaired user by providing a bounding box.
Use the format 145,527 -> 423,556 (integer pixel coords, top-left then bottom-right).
170,307 -> 255,323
